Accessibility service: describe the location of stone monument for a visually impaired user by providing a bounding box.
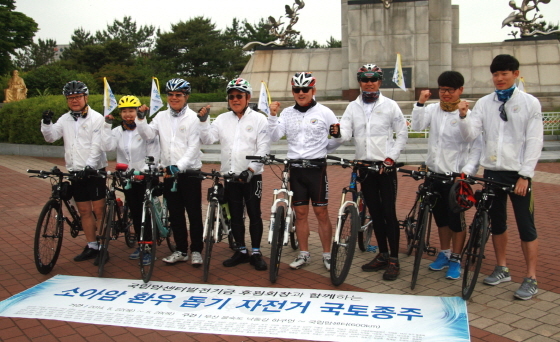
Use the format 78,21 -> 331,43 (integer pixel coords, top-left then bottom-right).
3,70 -> 27,103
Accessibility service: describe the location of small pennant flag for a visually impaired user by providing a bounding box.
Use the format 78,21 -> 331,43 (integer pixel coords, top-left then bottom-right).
257,81 -> 271,115
150,77 -> 164,117
103,77 -> 118,116
392,53 -> 407,92
517,77 -> 526,92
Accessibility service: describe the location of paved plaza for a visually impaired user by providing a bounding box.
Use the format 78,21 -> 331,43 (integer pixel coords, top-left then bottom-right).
1,155 -> 560,342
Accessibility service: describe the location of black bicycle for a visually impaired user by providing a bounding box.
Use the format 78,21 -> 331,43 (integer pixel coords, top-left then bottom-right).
398,167 -> 454,290
28,167 -> 83,274
460,175 -> 515,300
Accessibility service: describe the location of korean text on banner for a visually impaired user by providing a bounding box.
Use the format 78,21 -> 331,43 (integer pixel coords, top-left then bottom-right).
150,77 -> 164,117
103,77 -> 118,116
392,53 -> 407,92
257,81 -> 271,115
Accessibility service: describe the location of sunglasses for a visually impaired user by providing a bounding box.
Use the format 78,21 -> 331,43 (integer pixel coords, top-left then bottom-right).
66,95 -> 85,101
292,87 -> 312,93
499,103 -> 508,122
167,93 -> 185,98
227,94 -> 246,100
359,77 -> 379,83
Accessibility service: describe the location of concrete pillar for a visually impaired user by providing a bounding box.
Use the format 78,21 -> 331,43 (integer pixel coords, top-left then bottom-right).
428,0 -> 453,87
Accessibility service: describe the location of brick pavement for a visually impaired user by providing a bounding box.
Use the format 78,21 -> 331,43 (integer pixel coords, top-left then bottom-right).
1,155 -> 560,341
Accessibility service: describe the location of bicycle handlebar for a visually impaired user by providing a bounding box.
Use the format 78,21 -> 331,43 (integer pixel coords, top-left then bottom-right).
246,154 -> 326,167
327,155 -> 403,171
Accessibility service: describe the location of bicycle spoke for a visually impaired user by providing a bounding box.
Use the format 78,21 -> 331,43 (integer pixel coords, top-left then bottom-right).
34,200 -> 63,274
331,206 -> 360,286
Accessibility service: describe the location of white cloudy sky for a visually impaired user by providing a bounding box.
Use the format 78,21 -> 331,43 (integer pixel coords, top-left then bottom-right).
13,0 -> 560,45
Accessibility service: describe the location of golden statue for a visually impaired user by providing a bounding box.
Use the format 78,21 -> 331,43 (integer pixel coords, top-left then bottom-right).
4,70 -> 27,103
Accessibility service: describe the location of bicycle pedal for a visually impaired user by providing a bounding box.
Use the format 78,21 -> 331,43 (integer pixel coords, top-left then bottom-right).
426,247 -> 437,256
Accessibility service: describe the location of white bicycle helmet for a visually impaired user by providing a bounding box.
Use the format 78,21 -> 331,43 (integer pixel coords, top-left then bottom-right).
357,64 -> 383,81
165,78 -> 191,94
226,78 -> 252,96
291,72 -> 316,87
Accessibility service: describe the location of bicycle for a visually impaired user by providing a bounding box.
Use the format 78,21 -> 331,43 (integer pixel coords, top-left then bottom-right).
247,155 -> 325,283
185,169 -> 236,281
397,166 -> 454,290
28,166 -> 83,274
459,175 -> 515,300
128,157 -> 175,283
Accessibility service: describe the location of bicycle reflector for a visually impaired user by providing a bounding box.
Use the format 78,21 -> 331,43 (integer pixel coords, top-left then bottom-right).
449,179 -> 476,213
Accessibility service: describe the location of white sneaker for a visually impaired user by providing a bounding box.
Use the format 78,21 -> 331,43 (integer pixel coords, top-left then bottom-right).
191,251 -> 203,267
289,254 -> 310,269
162,251 -> 189,264
323,256 -> 331,271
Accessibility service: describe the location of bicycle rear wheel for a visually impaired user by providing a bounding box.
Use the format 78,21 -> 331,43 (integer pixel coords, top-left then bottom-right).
357,200 -> 373,252
411,205 -> 430,290
331,205 -> 360,286
97,203 -> 114,277
34,199 -> 64,274
139,202 -> 157,283
462,211 -> 489,300
203,202 -> 218,282
269,206 -> 286,283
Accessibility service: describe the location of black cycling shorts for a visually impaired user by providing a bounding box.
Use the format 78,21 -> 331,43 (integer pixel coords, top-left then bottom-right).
290,166 -> 329,207
71,169 -> 106,202
431,180 -> 466,233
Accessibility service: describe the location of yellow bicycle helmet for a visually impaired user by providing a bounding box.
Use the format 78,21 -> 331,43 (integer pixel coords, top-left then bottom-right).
118,95 -> 141,109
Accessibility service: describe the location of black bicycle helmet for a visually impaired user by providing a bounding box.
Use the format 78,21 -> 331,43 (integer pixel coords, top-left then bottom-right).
62,81 -> 89,96
449,179 -> 476,213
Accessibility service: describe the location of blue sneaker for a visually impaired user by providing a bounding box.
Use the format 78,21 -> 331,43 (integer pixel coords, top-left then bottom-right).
142,252 -> 155,266
446,260 -> 461,279
129,247 -> 141,260
429,252 -> 449,271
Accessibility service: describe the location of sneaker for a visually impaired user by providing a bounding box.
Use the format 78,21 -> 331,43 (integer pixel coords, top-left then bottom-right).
142,252 -> 155,266
361,252 -> 389,272
223,251 -> 250,267
93,250 -> 109,266
323,256 -> 331,271
162,251 -> 189,264
383,257 -> 400,281
289,253 -> 310,269
429,251 -> 450,271
250,253 -> 268,271
514,277 -> 538,300
74,246 -> 99,262
129,247 -> 141,260
191,251 -> 203,267
446,260 -> 461,280
483,265 -> 512,285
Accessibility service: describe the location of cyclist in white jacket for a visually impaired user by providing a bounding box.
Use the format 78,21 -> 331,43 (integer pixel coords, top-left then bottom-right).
41,81 -> 107,264
335,64 -> 408,281
268,72 -> 342,271
102,95 -> 160,265
135,78 -> 204,267
411,71 -> 482,280
198,78 -> 270,271
459,54 -> 543,300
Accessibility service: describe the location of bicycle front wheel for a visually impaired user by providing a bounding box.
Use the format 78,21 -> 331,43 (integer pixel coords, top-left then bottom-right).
462,211 -> 489,300
331,205 -> 360,286
203,202 -> 218,282
98,203 -> 114,277
411,205 -> 430,290
269,206 -> 286,283
289,210 -> 298,250
34,199 -> 64,274
139,202 -> 157,283
122,204 -> 136,248
357,200 -> 373,252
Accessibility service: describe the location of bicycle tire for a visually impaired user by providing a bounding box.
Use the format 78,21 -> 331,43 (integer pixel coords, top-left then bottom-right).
203,202 -> 218,282
122,205 -> 136,248
411,204 -> 430,290
330,206 -> 360,286
34,199 -> 64,274
357,201 -> 373,252
98,203 -> 114,277
289,210 -> 298,250
161,205 -> 176,252
139,202 -> 157,283
269,206 -> 286,283
404,217 -> 417,256
462,211 -> 489,300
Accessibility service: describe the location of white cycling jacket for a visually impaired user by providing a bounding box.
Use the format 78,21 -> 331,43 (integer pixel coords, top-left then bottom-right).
101,123 -> 160,171
268,103 -> 342,159
339,94 -> 408,162
460,88 -> 543,178
199,108 -> 270,175
41,106 -> 107,171
412,103 -> 482,175
135,105 -> 202,171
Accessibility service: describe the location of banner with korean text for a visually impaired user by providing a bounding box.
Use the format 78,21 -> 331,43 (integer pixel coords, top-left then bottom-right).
0,275 -> 470,342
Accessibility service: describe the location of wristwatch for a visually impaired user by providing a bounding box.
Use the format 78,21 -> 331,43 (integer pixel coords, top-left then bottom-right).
519,175 -> 531,181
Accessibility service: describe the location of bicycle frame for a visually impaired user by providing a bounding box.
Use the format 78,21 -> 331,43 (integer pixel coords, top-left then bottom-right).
268,160 -> 294,247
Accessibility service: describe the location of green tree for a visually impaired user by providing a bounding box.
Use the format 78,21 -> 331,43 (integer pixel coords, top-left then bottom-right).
95,16 -> 156,52
0,0 -> 38,74
13,38 -> 57,70
23,64 -> 100,97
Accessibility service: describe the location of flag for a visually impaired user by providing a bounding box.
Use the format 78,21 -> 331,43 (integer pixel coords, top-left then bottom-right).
103,77 -> 117,116
257,81 -> 271,115
392,53 -> 407,92
518,77 -> 526,92
150,77 -> 164,117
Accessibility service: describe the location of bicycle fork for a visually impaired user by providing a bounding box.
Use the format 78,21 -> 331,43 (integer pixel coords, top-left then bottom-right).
268,188 -> 293,246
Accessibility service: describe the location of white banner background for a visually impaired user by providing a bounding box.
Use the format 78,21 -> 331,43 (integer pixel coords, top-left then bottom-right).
0,275 -> 470,342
